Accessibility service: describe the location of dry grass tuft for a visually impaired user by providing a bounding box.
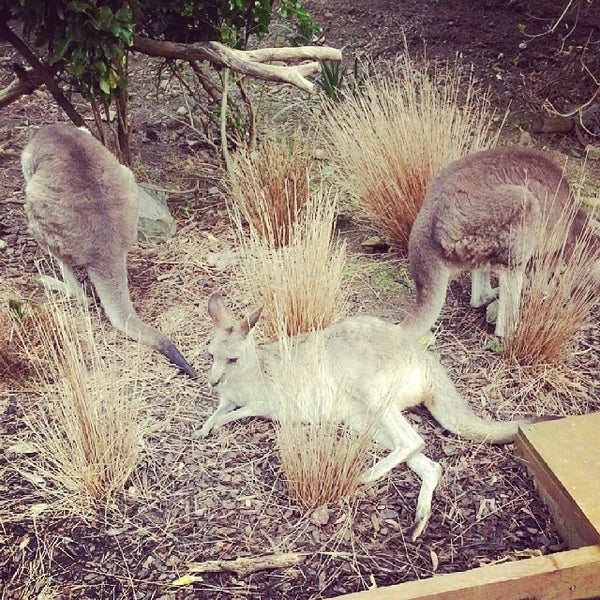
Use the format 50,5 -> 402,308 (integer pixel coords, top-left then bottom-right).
228,134 -> 316,248
17,293 -> 150,518
320,54 -> 499,249
274,338 -> 374,509
0,286 -> 52,384
232,184 -> 347,338
0,289 -> 24,381
502,203 -> 600,367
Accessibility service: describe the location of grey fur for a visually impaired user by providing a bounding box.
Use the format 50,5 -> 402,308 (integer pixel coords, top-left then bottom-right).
21,123 -> 196,378
405,146 -> 594,337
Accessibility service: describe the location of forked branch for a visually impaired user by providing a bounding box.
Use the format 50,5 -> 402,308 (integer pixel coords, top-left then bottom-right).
132,37 -> 342,94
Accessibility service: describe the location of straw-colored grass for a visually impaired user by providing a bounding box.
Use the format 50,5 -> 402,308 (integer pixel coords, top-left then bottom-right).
17,292 -> 149,518
232,184 -> 347,338
0,286 -> 50,384
502,204 -> 599,366
274,337 -> 374,509
0,290 -> 20,381
320,54 -> 499,249
228,134 -> 316,248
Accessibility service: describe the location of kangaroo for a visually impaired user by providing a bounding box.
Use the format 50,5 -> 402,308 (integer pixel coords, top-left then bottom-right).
21,123 -> 196,378
199,292 -> 536,540
404,146 -> 597,338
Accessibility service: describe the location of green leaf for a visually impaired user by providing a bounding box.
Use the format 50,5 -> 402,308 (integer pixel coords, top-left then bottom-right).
66,1 -> 91,13
96,5 -> 114,30
115,4 -> 132,23
50,37 -> 71,64
98,76 -> 111,95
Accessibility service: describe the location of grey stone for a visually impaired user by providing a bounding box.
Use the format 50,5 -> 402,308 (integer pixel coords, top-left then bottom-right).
137,183 -> 176,244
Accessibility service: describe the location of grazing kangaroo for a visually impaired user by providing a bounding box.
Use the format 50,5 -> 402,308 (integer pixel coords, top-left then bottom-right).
405,146 -> 596,338
21,123 -> 196,378
199,292 -> 536,540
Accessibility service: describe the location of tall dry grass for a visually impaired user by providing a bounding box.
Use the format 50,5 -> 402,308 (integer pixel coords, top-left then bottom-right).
320,54 -> 500,249
228,134 -> 315,248
274,336 -> 374,508
229,139 -> 364,506
17,292 -> 149,518
231,183 -> 347,338
502,202 -> 599,366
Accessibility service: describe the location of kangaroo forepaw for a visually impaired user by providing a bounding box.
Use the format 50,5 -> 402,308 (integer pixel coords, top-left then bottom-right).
471,287 -> 499,308
193,423 -> 213,439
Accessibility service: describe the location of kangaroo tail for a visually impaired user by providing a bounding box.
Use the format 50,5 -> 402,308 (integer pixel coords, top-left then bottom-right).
424,355 -> 522,444
157,338 -> 197,379
88,266 -> 197,378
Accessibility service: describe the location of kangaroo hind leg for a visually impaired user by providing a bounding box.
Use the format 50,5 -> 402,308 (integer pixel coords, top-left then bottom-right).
495,269 -> 524,337
405,453 -> 442,540
359,405 -> 425,484
359,404 -> 442,540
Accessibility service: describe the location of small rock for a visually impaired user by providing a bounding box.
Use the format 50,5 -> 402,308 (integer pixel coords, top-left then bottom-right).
361,235 -> 390,254
311,504 -> 330,527
0,239 -> 7,250
137,183 -> 176,244
518,131 -> 534,147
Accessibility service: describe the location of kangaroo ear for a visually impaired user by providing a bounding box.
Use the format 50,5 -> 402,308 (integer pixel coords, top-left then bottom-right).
208,292 -> 229,325
240,306 -> 263,335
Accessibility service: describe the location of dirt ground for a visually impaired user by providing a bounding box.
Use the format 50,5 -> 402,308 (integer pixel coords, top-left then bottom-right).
1,1 -> 600,599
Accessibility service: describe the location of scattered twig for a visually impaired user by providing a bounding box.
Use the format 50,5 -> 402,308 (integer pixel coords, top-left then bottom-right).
172,552 -> 305,585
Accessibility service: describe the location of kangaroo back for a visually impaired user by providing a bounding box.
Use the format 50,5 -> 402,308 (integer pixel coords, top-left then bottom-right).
22,123 -> 196,378
22,123 -> 138,265
404,146 -> 586,337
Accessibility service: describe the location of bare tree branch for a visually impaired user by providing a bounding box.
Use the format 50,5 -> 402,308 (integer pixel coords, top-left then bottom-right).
0,64 -> 43,109
132,37 -> 342,94
0,21 -> 85,126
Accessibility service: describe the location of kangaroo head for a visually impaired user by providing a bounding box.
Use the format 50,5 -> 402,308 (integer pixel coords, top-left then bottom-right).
206,293 -> 263,389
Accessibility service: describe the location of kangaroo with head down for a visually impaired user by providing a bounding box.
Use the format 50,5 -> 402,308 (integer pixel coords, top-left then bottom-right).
200,292 -> 540,540
404,146 -> 597,338
21,123 -> 196,378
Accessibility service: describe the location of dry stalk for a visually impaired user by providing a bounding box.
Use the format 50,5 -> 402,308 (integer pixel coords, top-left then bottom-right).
16,290 -> 149,519
274,335 -> 374,509
228,133 -> 316,248
502,201 -> 599,367
232,184 -> 347,338
321,53 -> 499,249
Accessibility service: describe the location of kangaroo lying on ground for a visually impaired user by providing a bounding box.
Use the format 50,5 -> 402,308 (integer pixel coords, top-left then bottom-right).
405,146 -> 596,338
199,292 -> 536,540
21,123 -> 196,378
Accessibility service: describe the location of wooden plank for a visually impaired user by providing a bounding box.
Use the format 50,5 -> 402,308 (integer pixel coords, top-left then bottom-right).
335,545 -> 600,600
516,412 -> 600,548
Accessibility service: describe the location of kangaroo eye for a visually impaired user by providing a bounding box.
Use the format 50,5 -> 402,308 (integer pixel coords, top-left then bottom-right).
226,357 -> 238,365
